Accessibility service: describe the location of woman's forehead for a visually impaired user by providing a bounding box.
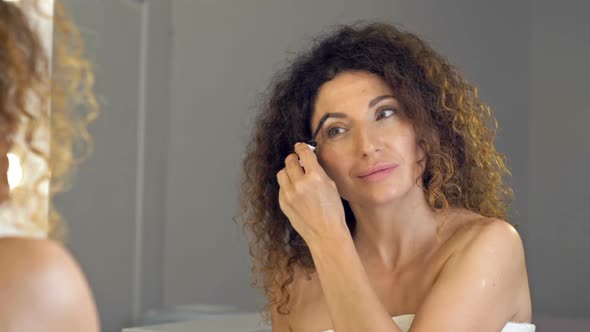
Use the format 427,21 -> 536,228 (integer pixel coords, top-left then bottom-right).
315,71 -> 392,104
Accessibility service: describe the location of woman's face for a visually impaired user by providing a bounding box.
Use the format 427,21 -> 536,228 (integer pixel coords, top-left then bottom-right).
311,70 -> 425,206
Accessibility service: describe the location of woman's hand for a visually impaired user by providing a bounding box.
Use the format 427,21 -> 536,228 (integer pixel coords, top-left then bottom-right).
276,142 -> 347,246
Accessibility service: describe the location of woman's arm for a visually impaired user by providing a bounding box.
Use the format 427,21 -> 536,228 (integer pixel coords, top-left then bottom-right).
0,237 -> 100,332
409,220 -> 528,332
308,226 -> 402,332
278,143 -> 402,331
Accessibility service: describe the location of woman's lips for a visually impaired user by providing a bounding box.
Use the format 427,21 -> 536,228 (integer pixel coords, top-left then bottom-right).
358,165 -> 397,182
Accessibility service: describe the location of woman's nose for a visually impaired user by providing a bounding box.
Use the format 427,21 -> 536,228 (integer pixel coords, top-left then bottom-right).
354,126 -> 381,157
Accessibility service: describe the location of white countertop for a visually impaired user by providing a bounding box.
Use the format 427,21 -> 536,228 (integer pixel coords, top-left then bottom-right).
122,313 -> 271,332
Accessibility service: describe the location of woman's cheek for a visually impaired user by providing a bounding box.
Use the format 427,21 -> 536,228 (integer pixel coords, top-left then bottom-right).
317,153 -> 341,182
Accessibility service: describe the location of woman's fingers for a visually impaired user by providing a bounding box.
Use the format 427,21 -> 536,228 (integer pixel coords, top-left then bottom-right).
284,153 -> 305,182
294,142 -> 323,175
276,168 -> 292,191
278,142 -> 330,207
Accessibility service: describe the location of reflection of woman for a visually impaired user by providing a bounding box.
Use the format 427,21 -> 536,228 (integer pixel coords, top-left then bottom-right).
242,23 -> 534,331
0,1 -> 99,331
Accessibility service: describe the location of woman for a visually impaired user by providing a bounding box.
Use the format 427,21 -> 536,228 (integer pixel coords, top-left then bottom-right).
241,23 -> 534,331
0,0 -> 99,331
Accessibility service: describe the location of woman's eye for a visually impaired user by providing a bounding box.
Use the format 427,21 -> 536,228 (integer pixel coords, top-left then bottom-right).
327,127 -> 346,137
377,108 -> 397,120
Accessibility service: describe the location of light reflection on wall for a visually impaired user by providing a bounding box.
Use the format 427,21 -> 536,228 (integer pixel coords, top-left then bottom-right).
7,153 -> 23,190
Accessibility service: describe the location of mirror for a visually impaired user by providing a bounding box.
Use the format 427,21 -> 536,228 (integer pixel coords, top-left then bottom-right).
5,1 -> 583,331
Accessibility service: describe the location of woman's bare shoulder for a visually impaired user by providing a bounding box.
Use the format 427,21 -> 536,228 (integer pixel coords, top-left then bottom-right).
271,261 -> 313,310
439,209 -> 519,249
444,216 -> 530,313
0,237 -> 99,332
409,216 -> 531,330
270,260 -> 324,331
446,212 -> 523,250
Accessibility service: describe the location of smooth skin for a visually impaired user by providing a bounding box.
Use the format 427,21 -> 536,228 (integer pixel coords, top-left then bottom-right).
0,238 -> 100,332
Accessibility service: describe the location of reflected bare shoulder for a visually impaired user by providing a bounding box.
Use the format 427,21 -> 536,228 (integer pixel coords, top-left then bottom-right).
0,237 -> 99,332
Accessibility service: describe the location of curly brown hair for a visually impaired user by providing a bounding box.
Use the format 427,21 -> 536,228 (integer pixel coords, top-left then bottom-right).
240,22 -> 514,321
0,0 -> 98,240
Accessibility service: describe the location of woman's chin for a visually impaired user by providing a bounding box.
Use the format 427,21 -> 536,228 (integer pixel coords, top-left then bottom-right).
347,186 -> 407,207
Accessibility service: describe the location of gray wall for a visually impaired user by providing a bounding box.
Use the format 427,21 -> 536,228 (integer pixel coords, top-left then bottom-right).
55,1 -> 171,331
528,0 -> 590,318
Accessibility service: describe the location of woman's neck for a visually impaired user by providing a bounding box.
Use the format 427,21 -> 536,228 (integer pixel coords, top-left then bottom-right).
349,185 -> 450,270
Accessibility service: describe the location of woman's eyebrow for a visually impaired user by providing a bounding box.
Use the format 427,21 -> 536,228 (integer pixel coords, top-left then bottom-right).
325,112 -> 348,119
368,94 -> 395,108
309,112 -> 347,144
316,112 -> 347,128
